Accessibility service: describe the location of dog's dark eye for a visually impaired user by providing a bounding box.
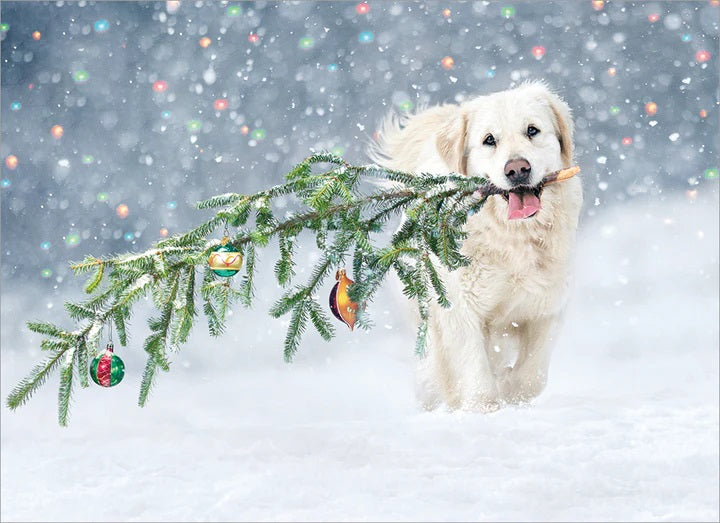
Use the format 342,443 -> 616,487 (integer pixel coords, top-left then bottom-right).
527,125 -> 540,138
483,134 -> 496,147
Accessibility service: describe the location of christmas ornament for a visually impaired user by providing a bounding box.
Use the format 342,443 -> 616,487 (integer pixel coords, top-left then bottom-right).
329,269 -> 359,330
208,236 -> 243,277
90,342 -> 125,387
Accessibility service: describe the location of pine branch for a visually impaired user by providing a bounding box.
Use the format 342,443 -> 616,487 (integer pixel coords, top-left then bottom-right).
284,301 -> 309,362
170,267 -> 196,347
7,347 -> 71,410
138,357 -> 158,407
76,338 -> 89,389
27,322 -> 72,339
423,254 -> 451,309
308,298 -> 335,341
65,302 -> 96,321
41,338 -> 70,352
113,308 -> 128,346
84,262 -> 104,294
239,243 -> 256,306
58,353 -> 75,427
8,152 -> 579,424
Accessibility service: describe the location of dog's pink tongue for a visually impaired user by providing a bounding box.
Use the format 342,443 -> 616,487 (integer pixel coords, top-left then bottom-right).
507,191 -> 541,220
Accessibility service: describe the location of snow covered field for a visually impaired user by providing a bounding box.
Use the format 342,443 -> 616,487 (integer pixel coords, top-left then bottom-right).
2,196 -> 717,522
2,0 -> 718,519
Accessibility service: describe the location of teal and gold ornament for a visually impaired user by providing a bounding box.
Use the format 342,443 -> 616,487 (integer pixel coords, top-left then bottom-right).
208,236 -> 243,277
90,342 -> 125,387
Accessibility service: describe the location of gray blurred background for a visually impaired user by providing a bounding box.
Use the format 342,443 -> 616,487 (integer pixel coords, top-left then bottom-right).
1,0 -> 718,293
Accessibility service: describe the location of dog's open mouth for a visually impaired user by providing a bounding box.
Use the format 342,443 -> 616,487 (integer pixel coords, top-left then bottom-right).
501,186 -> 542,220
476,167 -> 580,221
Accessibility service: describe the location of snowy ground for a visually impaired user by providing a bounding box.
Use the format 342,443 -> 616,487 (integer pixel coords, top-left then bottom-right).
2,196 -> 718,522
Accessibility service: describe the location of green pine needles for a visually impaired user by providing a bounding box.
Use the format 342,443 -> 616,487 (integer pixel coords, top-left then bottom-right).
7,153 -> 491,426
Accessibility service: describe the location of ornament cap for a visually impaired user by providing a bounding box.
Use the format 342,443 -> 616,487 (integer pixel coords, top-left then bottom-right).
106,341 -> 114,352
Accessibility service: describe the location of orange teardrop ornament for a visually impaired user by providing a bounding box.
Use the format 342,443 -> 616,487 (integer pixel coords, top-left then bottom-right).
329,269 -> 359,330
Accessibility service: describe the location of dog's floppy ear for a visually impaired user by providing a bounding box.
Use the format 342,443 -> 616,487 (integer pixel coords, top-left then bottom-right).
542,90 -> 574,168
435,110 -> 468,175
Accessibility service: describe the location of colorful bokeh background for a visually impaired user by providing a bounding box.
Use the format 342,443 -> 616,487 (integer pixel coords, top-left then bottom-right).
1,1 -> 717,288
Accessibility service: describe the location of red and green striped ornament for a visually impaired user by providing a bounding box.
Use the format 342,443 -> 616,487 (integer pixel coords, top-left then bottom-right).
90,342 -> 125,387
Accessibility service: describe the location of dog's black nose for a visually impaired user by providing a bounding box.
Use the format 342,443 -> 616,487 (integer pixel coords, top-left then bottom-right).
504,158 -> 532,185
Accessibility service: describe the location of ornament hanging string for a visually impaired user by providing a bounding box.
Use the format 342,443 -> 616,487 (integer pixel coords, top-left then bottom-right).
222,221 -> 230,245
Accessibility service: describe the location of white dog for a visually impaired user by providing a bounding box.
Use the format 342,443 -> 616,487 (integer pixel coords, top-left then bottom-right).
369,81 -> 583,412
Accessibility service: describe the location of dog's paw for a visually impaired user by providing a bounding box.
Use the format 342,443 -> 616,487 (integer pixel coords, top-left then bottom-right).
498,370 -> 547,405
418,395 -> 441,412
462,392 -> 501,413
476,400 -> 501,414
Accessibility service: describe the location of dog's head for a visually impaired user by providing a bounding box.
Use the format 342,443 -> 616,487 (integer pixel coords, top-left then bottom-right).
436,81 -> 574,221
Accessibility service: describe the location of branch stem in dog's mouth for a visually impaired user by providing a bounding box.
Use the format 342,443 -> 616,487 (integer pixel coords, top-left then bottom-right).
475,166 -> 580,220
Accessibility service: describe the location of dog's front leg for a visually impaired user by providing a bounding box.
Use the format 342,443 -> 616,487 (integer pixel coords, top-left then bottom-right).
425,305 -> 500,412
498,314 -> 559,404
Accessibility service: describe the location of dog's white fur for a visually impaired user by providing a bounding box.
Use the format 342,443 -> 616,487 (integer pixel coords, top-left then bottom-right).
368,82 -> 583,412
